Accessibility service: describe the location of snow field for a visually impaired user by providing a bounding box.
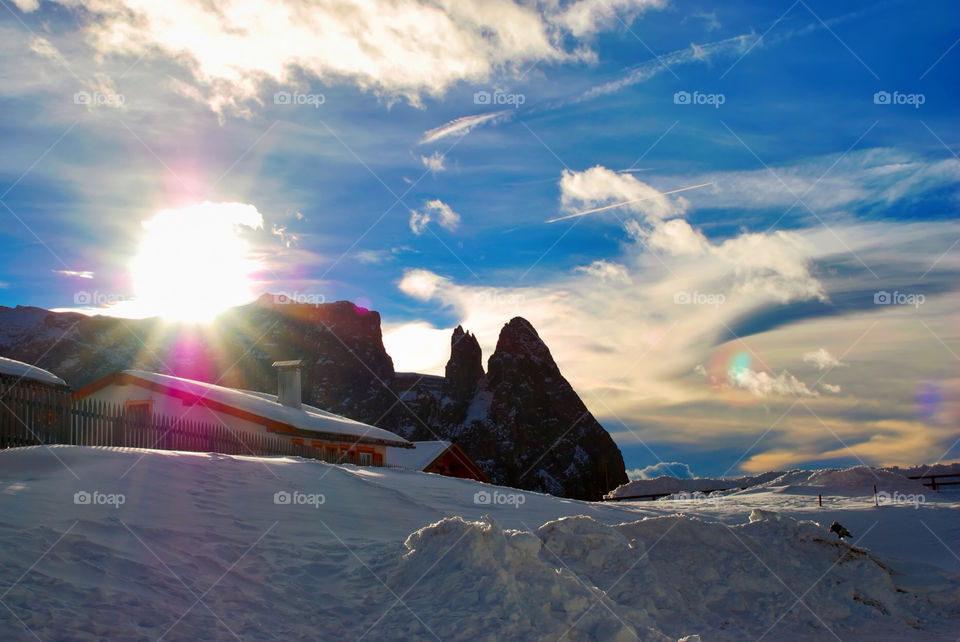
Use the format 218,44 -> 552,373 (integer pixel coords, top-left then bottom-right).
0,447 -> 957,640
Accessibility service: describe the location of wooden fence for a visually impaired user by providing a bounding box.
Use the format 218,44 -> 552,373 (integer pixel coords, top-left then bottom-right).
0,380 -> 343,462
907,474 -> 960,491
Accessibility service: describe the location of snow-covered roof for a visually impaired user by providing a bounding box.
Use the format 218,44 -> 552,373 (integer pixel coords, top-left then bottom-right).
386,440 -> 452,470
0,356 -> 67,387
112,370 -> 411,447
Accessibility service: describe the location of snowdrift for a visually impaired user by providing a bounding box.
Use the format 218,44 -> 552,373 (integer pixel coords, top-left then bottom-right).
0,447 -> 957,641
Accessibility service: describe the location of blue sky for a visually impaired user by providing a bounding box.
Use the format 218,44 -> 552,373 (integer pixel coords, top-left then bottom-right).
1,0 -> 958,478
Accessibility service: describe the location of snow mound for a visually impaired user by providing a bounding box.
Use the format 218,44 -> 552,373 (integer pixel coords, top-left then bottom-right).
387,511 -> 951,641
536,513 -> 942,641
391,515 -> 664,641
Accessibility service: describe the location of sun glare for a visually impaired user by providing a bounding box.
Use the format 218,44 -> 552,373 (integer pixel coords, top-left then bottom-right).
131,202 -> 263,323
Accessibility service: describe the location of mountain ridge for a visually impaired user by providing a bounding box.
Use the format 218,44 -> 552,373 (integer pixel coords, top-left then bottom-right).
0,297 -> 627,499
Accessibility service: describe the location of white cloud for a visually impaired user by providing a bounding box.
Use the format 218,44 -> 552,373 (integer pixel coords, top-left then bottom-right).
626,461 -> 695,480
382,321 -> 453,375
10,0 -> 39,12
559,165 -> 682,221
24,0 -> 666,116
409,200 -> 461,235
639,218 -> 709,256
389,216 -> 960,471
420,151 -> 446,173
728,367 -> 818,398
556,0 -> 666,37
562,165 -> 826,303
398,269 -> 448,301
574,260 -> 631,284
421,111 -> 512,144
820,382 -> 842,394
271,225 -> 299,248
803,348 -> 844,371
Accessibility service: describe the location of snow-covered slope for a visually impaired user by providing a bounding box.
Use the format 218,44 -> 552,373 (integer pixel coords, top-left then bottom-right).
0,447 -> 957,640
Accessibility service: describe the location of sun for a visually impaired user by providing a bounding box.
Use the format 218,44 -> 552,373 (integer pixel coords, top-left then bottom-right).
131,202 -> 263,323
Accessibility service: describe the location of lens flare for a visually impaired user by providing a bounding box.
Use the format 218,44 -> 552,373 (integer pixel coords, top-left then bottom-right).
131,202 -> 263,323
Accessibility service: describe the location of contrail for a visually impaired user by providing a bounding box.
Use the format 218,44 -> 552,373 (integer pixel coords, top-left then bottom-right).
546,182 -> 715,223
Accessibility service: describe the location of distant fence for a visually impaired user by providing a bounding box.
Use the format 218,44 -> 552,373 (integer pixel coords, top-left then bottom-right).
907,474 -> 960,491
0,380 -> 360,464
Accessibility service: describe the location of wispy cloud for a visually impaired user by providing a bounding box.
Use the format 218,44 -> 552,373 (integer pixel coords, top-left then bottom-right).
52,269 -> 94,279
409,200 -> 461,235
728,366 -> 818,398
420,151 -> 446,173
574,260 -> 632,284
579,32 -> 759,101
803,347 -> 845,370
420,110 -> 513,144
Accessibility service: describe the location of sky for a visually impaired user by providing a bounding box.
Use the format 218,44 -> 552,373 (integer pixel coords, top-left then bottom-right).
0,0 -> 958,478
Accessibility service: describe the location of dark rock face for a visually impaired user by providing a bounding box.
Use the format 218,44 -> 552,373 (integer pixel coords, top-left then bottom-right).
470,318 -> 628,499
440,326 -> 484,426
0,301 -> 627,499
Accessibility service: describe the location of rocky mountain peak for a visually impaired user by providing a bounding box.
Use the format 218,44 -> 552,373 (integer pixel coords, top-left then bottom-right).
444,326 -> 484,393
488,317 -> 560,386
439,325 -> 485,427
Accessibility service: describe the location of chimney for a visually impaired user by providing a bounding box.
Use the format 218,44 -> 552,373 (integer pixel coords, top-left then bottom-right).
272,360 -> 303,408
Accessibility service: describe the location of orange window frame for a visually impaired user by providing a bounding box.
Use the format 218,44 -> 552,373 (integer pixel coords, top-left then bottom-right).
124,399 -> 152,417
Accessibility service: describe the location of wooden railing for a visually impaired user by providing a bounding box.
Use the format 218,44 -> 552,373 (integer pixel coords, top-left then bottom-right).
907,474 -> 960,491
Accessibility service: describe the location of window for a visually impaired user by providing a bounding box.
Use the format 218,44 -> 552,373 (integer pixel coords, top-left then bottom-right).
124,400 -> 152,422
358,452 -> 372,466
